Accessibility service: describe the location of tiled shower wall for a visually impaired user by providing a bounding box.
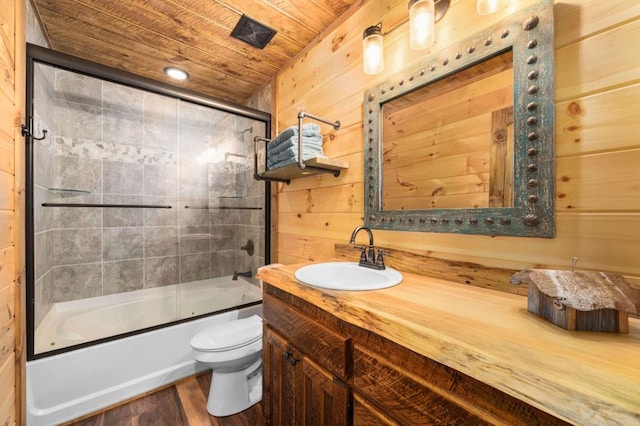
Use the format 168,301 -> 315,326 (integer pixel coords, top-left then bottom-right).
32,65 -> 266,327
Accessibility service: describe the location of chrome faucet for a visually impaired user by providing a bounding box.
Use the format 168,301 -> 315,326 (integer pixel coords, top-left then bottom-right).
349,225 -> 385,270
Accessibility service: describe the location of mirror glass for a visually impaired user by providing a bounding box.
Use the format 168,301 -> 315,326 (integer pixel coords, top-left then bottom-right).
382,50 -> 514,211
364,0 -> 555,237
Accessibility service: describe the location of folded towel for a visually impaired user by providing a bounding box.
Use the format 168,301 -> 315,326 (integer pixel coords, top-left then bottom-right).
268,153 -> 324,170
269,124 -> 322,147
267,145 -> 323,168
267,135 -> 323,156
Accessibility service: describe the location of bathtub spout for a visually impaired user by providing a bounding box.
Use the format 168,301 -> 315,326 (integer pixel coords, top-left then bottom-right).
232,271 -> 252,281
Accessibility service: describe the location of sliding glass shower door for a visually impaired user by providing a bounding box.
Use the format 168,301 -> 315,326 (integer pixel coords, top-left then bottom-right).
27,45 -> 270,358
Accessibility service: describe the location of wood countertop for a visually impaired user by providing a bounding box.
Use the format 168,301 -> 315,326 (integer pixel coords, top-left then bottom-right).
257,262 -> 640,425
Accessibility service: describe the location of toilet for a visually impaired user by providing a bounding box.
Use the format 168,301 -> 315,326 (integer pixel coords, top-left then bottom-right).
190,314 -> 263,417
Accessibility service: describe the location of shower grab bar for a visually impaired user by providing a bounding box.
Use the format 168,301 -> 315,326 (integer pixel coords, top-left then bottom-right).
41,203 -> 172,209
184,206 -> 262,210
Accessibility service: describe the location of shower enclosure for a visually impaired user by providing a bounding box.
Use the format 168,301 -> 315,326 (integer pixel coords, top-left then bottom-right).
25,45 -> 270,359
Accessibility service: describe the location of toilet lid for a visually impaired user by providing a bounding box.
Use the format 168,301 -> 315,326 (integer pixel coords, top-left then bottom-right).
191,315 -> 262,352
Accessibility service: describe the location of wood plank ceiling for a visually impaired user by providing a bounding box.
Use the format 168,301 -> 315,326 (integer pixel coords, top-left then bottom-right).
31,0 -> 359,104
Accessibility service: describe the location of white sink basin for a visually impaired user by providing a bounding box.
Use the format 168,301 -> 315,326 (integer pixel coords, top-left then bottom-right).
294,262 -> 403,291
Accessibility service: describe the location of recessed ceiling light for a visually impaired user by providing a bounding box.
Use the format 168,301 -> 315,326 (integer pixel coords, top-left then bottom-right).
163,66 -> 189,81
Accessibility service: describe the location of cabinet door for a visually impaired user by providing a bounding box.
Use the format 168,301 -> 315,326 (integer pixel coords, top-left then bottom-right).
299,356 -> 350,426
263,326 -> 350,426
264,325 -> 299,425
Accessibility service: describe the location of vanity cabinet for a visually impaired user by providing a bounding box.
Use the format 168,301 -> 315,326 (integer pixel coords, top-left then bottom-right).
262,283 -> 568,426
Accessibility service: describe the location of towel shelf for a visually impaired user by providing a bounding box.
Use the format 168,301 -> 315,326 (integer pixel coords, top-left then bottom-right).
253,111 -> 348,184
256,156 -> 348,183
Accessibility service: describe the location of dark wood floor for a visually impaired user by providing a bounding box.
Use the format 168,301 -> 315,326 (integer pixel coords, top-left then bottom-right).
63,372 -> 263,426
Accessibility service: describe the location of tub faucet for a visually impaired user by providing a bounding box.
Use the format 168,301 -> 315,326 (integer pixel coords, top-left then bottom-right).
349,225 -> 385,270
233,270 -> 252,281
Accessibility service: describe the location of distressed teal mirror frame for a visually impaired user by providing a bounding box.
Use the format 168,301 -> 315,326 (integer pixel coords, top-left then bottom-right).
363,0 -> 555,237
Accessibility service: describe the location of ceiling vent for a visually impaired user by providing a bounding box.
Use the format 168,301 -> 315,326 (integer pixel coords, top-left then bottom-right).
231,15 -> 277,49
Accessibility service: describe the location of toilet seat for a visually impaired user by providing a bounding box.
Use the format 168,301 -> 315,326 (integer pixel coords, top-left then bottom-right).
191,315 -> 262,352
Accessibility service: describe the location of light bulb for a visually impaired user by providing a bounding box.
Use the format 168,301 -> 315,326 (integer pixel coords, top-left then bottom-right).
409,0 -> 435,50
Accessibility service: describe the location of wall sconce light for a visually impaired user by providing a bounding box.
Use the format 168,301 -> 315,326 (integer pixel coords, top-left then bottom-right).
362,0 -> 450,75
477,0 -> 511,15
363,23 -> 384,75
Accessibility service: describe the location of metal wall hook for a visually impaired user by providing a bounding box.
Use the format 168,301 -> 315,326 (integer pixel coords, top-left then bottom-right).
21,117 -> 48,141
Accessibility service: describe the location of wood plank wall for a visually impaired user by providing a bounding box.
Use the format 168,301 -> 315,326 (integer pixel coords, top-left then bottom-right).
273,0 -> 640,287
0,0 -> 25,424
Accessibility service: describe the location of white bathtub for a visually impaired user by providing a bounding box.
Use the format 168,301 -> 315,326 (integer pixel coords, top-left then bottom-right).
27,278 -> 262,426
34,276 -> 261,353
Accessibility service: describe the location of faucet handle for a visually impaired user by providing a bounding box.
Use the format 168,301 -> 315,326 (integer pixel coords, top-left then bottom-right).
352,245 -> 368,262
375,248 -> 387,269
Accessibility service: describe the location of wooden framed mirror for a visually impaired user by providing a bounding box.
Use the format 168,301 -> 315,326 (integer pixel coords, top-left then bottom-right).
364,0 -> 554,237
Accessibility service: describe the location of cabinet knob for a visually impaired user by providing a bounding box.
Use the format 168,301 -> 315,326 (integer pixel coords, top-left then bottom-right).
283,349 -> 293,361
283,349 -> 300,366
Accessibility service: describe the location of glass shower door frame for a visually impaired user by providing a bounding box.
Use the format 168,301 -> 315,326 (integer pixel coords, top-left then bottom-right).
25,44 -> 271,361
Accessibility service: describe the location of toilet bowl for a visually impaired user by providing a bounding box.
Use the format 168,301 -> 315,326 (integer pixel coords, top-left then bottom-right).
190,314 -> 263,417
